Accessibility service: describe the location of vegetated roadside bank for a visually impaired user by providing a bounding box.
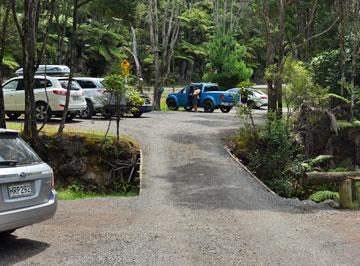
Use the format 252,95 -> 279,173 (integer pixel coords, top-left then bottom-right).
227,112 -> 360,207
227,58 -> 360,208
25,132 -> 140,200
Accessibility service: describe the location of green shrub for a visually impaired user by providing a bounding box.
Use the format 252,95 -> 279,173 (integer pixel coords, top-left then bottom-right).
232,114 -> 305,197
309,191 -> 340,203
248,114 -> 301,183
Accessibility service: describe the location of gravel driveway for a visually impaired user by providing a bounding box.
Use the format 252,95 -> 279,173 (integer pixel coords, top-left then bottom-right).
1,110 -> 360,265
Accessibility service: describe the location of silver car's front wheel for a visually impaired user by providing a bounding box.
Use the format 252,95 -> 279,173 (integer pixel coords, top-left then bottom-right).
79,100 -> 94,119
35,102 -> 51,122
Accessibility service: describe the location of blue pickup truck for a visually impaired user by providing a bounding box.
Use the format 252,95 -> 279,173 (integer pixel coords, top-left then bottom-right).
166,83 -> 235,113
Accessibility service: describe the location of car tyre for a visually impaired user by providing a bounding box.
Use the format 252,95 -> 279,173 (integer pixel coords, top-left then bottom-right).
131,110 -> 143,118
35,102 -> 51,122
102,110 -> 113,119
79,100 -> 94,119
167,99 -> 178,111
66,113 -> 77,122
0,230 -> 15,238
6,112 -> 20,121
220,106 -> 232,113
248,101 -> 258,109
204,100 -> 215,113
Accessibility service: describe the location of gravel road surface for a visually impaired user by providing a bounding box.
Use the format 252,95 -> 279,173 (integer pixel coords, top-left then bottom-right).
1,110 -> 360,265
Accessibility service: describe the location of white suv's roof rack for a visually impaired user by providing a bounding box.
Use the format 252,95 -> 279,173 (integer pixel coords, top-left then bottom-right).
15,65 -> 71,77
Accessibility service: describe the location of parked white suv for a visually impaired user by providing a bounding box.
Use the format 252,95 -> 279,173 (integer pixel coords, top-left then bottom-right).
2,76 -> 87,122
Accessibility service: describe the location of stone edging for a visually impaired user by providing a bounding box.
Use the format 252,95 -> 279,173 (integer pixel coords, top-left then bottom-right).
224,146 -> 277,196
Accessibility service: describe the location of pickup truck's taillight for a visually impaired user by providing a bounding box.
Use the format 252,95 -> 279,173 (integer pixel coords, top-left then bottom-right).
53,89 -> 67,96
220,94 -> 224,101
261,96 -> 267,99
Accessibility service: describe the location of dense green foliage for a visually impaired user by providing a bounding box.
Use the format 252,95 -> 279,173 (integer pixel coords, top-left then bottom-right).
203,33 -> 252,89
309,191 -> 340,203
0,0 -> 350,86
231,114 -> 304,197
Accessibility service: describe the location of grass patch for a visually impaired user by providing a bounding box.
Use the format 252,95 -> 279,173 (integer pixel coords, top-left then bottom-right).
6,121 -> 139,146
58,189 -> 138,200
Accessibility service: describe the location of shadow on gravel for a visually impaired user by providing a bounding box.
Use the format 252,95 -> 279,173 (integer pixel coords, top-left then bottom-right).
0,235 -> 49,265
7,118 -> 82,125
157,159 -> 323,214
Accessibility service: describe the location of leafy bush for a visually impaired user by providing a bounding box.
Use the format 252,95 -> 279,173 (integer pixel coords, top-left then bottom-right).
248,115 -> 301,182
309,191 -> 340,203
231,113 -> 305,197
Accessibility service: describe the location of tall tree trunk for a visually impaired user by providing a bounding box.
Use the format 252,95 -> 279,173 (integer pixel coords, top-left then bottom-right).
130,26 -> 143,91
58,0 -> 78,134
276,0 -> 285,118
11,0 -> 55,140
349,0 -> 360,121
0,3 -> 10,129
148,0 -> 161,110
338,0 -> 346,96
11,0 -> 41,140
263,0 -> 276,113
58,2 -> 69,65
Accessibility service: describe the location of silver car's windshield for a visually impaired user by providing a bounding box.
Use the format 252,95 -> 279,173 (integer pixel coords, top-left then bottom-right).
0,135 -> 42,167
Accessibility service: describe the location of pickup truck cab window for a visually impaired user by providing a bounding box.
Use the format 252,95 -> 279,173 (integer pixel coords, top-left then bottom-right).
204,85 -> 219,92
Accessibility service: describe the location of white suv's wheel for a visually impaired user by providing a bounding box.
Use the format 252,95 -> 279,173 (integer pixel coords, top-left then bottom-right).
35,102 -> 51,122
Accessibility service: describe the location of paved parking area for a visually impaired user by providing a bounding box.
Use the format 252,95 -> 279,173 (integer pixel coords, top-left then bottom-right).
1,110 -> 360,265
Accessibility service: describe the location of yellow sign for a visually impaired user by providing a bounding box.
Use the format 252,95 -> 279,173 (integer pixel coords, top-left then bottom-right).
121,59 -> 130,70
120,59 -> 130,77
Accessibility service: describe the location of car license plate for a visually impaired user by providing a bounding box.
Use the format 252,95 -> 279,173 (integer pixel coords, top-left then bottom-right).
72,96 -> 80,101
8,183 -> 32,198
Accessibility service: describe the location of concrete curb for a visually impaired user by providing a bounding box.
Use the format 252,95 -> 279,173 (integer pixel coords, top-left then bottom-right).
139,148 -> 144,194
224,146 -> 277,196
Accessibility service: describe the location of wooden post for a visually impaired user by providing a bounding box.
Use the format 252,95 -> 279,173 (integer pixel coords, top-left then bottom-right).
340,178 -> 353,209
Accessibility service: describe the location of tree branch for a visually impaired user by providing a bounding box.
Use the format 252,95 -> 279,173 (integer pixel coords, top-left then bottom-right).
290,16 -> 340,51
10,0 -> 24,45
36,0 -> 56,67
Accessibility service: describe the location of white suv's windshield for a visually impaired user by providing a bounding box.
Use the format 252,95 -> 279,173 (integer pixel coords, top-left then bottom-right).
0,135 -> 42,167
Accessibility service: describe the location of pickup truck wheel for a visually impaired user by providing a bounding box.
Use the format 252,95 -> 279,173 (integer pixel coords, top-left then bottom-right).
220,106 -> 232,113
80,100 -> 94,119
167,99 -> 178,111
204,100 -> 215,113
6,112 -> 20,120
35,102 -> 51,122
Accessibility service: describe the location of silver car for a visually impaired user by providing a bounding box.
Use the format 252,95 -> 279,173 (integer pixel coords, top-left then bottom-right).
75,77 -> 105,119
0,129 -> 57,236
